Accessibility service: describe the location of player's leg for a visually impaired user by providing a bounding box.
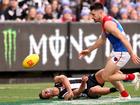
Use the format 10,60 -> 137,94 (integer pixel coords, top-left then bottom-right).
96,69 -> 129,98
95,69 -> 106,84
101,59 -> 119,81
110,81 -> 131,99
102,51 -> 136,99
109,70 -> 126,91
98,51 -> 137,99
101,59 -> 132,99
96,67 -> 127,92
109,70 -> 135,82
96,69 -> 126,95
88,85 -> 118,97
102,51 -> 136,82
108,52 -> 135,81
110,71 -> 137,99
96,69 -> 134,85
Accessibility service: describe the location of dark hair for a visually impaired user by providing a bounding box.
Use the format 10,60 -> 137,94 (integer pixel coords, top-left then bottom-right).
39,92 -> 49,100
90,2 -> 104,11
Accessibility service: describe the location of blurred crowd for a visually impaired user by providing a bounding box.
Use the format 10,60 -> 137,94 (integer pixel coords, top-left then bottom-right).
0,0 -> 140,22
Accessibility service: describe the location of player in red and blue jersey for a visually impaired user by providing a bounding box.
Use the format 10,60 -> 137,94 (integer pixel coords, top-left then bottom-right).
79,2 -> 140,100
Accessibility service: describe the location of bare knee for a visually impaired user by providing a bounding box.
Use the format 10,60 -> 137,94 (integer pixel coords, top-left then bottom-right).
89,87 -> 100,94
101,72 -> 110,81
108,76 -> 114,82
102,74 -> 113,82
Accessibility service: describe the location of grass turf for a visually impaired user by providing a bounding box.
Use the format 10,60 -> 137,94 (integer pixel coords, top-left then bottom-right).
0,82 -> 140,105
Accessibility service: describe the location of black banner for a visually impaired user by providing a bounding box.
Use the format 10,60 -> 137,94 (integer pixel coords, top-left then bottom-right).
0,22 -> 139,71
69,23 -> 105,70
0,23 -> 68,71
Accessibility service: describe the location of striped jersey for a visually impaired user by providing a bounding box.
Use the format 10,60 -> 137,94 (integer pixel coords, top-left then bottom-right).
54,77 -> 87,99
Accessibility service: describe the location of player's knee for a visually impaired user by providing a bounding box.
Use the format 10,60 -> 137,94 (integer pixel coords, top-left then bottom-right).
108,76 -> 114,82
89,87 -> 100,94
89,89 -> 96,94
101,72 -> 109,81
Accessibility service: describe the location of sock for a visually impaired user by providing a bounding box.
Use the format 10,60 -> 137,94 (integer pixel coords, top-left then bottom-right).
121,90 -> 129,97
110,87 -> 118,93
125,74 -> 135,81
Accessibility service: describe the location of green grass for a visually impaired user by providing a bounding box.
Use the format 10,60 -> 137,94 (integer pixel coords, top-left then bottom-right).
104,82 -> 140,97
0,82 -> 139,105
0,83 -> 53,102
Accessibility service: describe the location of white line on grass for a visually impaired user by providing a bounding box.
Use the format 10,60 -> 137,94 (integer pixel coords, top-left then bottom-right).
21,97 -> 140,105
54,98 -> 140,105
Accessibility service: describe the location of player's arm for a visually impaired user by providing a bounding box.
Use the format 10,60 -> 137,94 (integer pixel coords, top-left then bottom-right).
54,75 -> 74,100
79,33 -> 106,59
104,21 -> 140,64
88,33 -> 106,52
73,75 -> 88,98
54,75 -> 72,92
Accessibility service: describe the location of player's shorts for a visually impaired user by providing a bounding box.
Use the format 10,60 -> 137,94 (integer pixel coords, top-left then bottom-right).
83,74 -> 104,99
110,51 -> 130,68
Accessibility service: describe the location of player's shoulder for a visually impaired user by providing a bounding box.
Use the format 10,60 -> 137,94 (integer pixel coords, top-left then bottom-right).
104,20 -> 117,31
102,16 -> 114,30
103,16 -> 113,23
105,20 -> 116,26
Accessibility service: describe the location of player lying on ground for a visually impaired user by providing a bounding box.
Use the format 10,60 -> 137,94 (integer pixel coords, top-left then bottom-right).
39,71 -> 118,100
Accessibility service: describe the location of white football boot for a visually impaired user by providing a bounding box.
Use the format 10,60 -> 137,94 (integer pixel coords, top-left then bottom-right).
132,72 -> 140,84
119,95 -> 131,100
131,72 -> 140,90
113,95 -> 131,101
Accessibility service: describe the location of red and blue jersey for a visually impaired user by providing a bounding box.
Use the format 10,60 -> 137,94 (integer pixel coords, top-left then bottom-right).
102,16 -> 127,52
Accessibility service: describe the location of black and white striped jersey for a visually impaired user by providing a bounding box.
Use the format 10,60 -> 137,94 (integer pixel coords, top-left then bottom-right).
54,77 -> 86,99
54,74 -> 104,99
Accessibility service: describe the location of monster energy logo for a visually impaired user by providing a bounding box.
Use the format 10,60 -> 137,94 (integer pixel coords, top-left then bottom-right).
3,29 -> 17,67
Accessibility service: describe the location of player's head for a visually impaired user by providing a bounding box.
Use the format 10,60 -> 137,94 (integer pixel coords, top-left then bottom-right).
90,2 -> 104,22
39,88 -> 59,99
39,88 -> 53,99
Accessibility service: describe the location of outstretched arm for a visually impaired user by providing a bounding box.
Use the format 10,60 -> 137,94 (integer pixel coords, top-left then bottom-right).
79,33 -> 106,59
54,75 -> 74,100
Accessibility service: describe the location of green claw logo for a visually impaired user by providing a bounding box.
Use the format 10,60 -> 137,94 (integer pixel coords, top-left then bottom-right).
3,29 -> 17,67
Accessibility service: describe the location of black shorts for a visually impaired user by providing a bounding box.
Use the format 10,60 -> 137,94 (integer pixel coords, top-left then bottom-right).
83,74 -> 104,99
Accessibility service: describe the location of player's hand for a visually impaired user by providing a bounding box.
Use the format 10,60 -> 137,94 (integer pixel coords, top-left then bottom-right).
82,75 -> 88,83
79,49 -> 90,59
131,53 -> 140,64
64,91 -> 74,100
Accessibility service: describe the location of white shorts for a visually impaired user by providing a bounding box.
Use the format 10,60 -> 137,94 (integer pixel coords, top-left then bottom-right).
110,51 -> 130,68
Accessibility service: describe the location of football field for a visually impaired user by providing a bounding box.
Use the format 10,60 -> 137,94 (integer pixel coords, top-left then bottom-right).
0,82 -> 140,105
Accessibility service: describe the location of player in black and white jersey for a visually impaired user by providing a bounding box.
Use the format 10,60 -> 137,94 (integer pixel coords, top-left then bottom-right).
39,70 -> 118,100
55,76 -> 87,99
39,75 -> 88,100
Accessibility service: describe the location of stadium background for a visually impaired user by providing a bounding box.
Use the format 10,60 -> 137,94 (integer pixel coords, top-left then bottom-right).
0,0 -> 140,104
